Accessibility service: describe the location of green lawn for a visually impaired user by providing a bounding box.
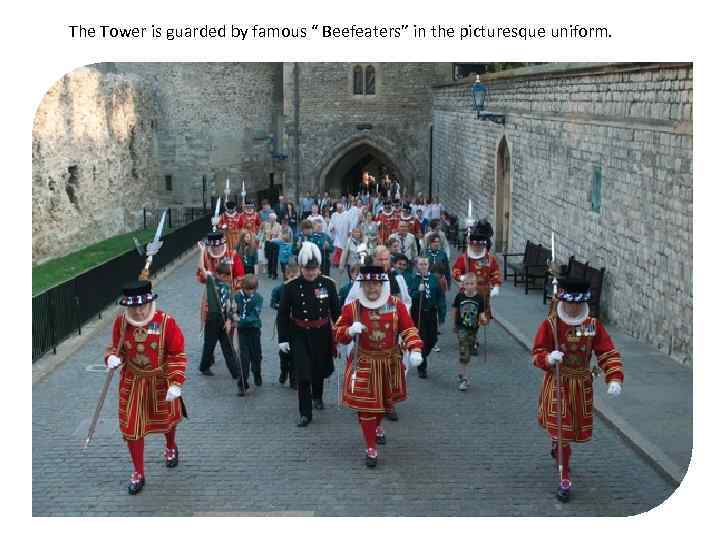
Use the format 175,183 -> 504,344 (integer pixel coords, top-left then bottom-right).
32,228 -> 157,296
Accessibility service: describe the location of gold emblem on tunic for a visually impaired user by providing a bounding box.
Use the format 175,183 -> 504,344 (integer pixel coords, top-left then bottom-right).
369,329 -> 386,342
133,353 -> 151,368
134,327 -> 148,343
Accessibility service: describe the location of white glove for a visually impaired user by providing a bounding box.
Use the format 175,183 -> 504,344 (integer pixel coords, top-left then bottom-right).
348,322 -> 366,337
211,216 -> 220,227
165,385 -> 182,401
279,342 -> 291,353
408,351 -> 423,367
145,240 -> 163,257
107,354 -> 122,369
418,283 -> 426,292
547,350 -> 564,365
607,381 -> 622,397
490,286 -> 500,297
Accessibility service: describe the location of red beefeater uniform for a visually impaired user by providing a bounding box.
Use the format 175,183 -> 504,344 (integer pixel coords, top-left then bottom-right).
196,249 -> 245,326
399,216 -> 421,238
219,211 -> 244,250
104,310 -> 187,441
532,315 -> 624,443
451,253 -> 502,322
335,296 -> 423,412
376,210 -> 399,246
238,210 -> 261,235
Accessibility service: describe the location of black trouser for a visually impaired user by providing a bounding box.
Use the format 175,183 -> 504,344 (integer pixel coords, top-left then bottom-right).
298,373 -> 324,419
321,248 -> 331,276
411,307 -> 438,373
279,350 -> 296,384
200,317 -> 240,377
265,242 -> 279,278
237,327 -> 262,382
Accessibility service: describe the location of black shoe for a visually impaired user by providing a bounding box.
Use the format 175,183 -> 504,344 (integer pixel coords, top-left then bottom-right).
254,373 -> 262,386
385,408 -> 399,421
237,383 -> 246,396
313,399 -> 324,410
376,431 -> 386,445
365,450 -> 378,468
164,447 -> 179,468
297,416 -> 311,427
290,380 -> 298,390
279,371 -> 288,385
128,473 -> 145,495
200,369 -> 215,376
417,369 -> 428,379
556,481 -> 572,503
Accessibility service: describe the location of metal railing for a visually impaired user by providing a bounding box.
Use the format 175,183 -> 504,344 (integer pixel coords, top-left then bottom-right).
32,214 -> 211,362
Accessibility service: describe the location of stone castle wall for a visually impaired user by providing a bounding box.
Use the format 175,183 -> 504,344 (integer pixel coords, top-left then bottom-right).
283,62 -> 449,199
32,67 -> 159,265
431,63 -> 693,363
111,62 -> 285,205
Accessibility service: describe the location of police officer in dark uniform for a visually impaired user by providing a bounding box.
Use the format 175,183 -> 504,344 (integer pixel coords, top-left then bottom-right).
278,242 -> 340,427
407,256 -> 447,379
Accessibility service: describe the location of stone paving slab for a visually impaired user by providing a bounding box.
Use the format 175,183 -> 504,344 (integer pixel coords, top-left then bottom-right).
32,255 -> 676,516
491,261 -> 692,484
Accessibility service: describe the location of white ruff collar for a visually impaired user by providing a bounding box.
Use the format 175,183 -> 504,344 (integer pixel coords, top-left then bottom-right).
226,211 -> 237,217
359,282 -> 391,309
209,245 -> 227,259
126,302 -> 157,327
557,302 -> 589,326
468,248 -> 487,260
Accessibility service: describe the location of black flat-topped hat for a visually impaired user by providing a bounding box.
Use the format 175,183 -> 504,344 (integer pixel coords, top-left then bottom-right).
205,232 -> 226,246
556,278 -> 592,303
357,265 -> 389,282
119,280 -> 158,306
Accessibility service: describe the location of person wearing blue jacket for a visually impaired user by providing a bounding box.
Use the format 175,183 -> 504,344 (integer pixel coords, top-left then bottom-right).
233,274 -> 264,391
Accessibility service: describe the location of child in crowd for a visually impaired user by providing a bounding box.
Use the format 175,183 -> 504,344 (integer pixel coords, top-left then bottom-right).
273,231 -> 293,278
233,274 -> 264,393
452,272 -> 487,391
237,230 -> 258,274
271,263 -> 300,388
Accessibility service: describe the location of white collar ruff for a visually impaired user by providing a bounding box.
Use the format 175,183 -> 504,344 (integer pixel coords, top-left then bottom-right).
557,301 -> 589,326
126,302 -> 157,327
468,248 -> 487,260
359,282 -> 391,310
209,245 -> 227,259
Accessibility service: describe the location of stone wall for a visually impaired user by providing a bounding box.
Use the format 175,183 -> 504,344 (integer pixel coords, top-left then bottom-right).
431,63 -> 693,363
32,67 -> 159,265
284,62 -> 449,200
111,63 -> 285,205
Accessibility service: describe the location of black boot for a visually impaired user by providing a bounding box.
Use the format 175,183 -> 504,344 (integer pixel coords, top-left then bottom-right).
279,370 -> 288,385
297,415 -> 311,427
385,407 -> 399,421
199,368 -> 215,376
556,480 -> 572,503
254,372 -> 262,387
164,447 -> 179,468
313,398 -> 324,410
237,381 -> 246,396
128,473 -> 145,495
365,449 -> 378,468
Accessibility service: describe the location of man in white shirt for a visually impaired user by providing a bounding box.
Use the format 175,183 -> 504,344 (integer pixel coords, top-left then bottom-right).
329,202 -> 352,267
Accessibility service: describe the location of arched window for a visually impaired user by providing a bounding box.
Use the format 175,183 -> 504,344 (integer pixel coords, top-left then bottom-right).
353,65 -> 363,95
365,65 -> 376,95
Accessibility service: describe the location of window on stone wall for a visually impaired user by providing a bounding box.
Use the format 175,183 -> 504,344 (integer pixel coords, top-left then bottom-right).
591,166 -> 602,213
353,66 -> 364,95
365,65 -> 376,95
165,175 -> 173,191
66,166 -> 79,207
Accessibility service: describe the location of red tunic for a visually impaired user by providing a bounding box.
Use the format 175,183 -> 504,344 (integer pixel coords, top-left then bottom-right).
219,211 -> 244,250
104,311 -> 187,441
376,211 -> 399,246
238,211 -> 261,235
532,315 -> 624,443
335,297 -> 423,412
451,253 -> 502,322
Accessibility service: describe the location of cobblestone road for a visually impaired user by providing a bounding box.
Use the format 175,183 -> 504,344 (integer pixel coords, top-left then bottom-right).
32,255 -> 676,516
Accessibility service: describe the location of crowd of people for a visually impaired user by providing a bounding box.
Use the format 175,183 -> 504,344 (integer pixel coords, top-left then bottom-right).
101,186 -> 625,505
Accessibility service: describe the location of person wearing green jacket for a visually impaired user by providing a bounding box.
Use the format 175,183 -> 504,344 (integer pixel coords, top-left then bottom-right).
233,274 -> 264,391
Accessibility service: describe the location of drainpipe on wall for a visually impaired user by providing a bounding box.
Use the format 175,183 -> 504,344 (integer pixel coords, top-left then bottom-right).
293,62 -> 301,205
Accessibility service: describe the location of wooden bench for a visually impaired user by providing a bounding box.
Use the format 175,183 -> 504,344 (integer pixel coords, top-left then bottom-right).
503,241 -> 551,293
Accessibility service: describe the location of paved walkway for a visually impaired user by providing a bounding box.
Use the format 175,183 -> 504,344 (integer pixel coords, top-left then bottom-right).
32,254 -> 676,516
492,257 -> 692,484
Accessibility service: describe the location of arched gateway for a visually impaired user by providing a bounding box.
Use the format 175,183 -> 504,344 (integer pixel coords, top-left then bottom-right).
315,134 -> 417,197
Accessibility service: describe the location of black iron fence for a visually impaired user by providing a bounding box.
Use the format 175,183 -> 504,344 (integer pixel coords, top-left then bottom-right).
142,206 -> 207,230
32,214 -> 211,363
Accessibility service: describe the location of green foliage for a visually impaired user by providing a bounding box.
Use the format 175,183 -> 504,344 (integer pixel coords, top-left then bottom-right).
32,228 -> 156,296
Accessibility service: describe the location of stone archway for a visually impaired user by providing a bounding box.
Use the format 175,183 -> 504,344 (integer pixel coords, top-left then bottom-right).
494,135 -> 512,252
315,133 -> 416,197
